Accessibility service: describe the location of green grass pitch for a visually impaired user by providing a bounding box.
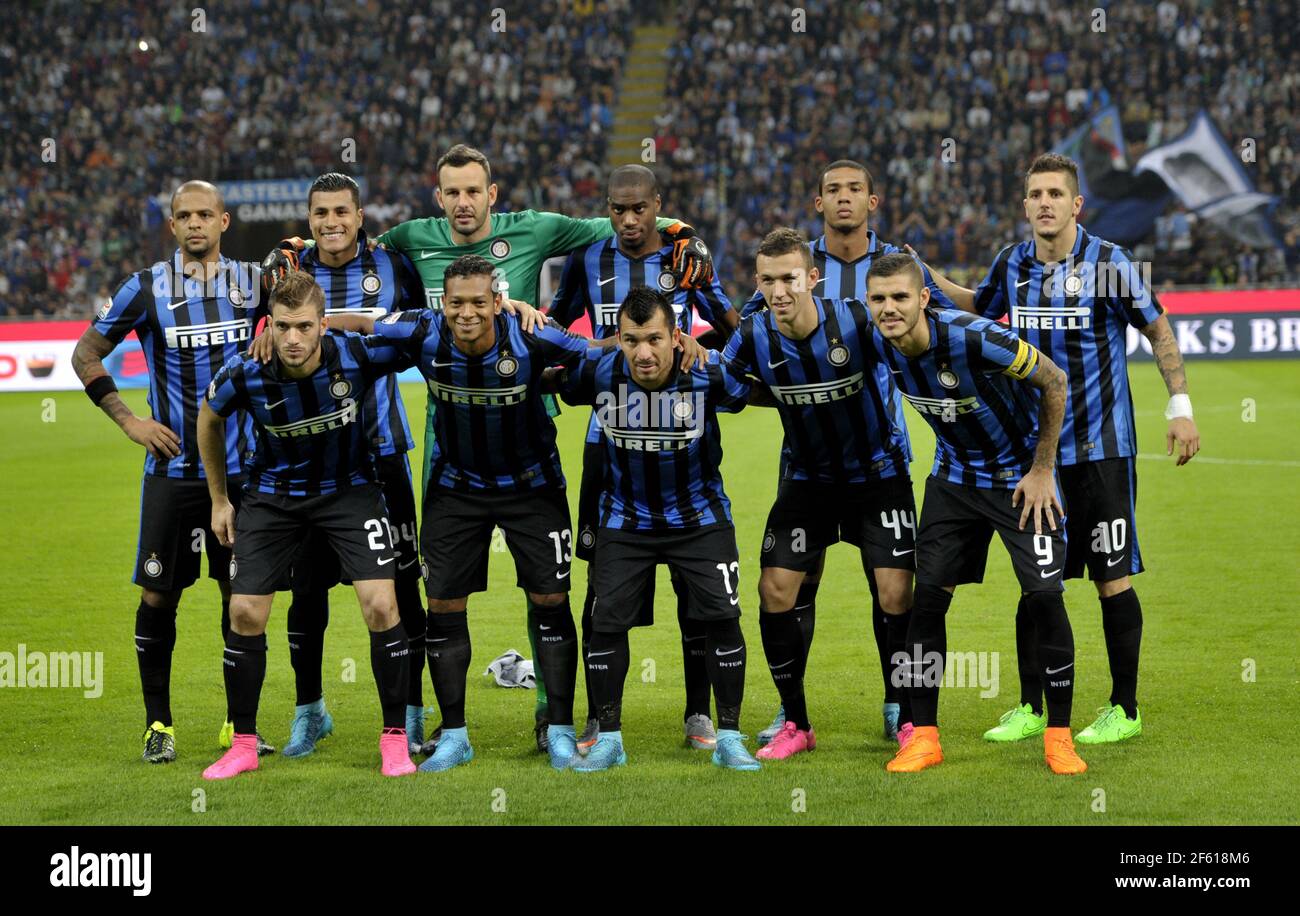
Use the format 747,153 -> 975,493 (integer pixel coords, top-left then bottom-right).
1,361 -> 1296,825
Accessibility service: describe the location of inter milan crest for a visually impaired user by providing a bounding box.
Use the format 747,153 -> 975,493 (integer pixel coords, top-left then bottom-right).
938,368 -> 960,389
228,286 -> 245,307
496,354 -> 518,377
330,375 -> 352,399
762,531 -> 776,553
827,342 -> 849,366
229,559 -> 238,579
361,273 -> 382,295
490,238 -> 511,259
657,270 -> 677,292
579,526 -> 596,550
143,554 -> 163,578
1063,273 -> 1083,295
672,398 -> 694,421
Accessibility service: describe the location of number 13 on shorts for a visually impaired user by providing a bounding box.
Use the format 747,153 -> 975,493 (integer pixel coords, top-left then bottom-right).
716,561 -> 740,606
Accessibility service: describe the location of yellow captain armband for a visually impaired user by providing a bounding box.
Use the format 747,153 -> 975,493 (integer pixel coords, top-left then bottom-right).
1003,338 -> 1040,380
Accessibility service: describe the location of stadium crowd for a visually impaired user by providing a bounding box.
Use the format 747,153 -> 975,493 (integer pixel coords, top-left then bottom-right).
2,0 -> 1297,317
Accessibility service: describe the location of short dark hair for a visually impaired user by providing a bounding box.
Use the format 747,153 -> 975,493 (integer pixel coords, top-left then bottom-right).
308,172 -> 361,209
756,227 -> 813,269
607,164 -> 659,198
819,159 -> 873,196
270,271 -> 325,317
866,251 -> 924,290
170,179 -> 224,215
437,144 -> 492,185
617,286 -> 676,331
443,254 -> 497,292
1025,153 -> 1080,196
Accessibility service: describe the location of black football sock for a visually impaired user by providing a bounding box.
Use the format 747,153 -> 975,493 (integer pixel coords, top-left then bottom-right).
286,589 -> 328,707
427,611 -> 471,729
706,619 -> 746,731
135,600 -> 177,728
525,595 -> 547,714
675,573 -> 711,720
1100,587 -> 1143,719
905,584 -> 952,728
794,580 -> 818,663
219,599 -> 231,719
531,598 -> 578,727
1027,591 -> 1075,728
884,609 -> 913,723
759,610 -> 808,730
1015,594 -> 1043,714
369,624 -> 410,730
396,574 -> 426,707
580,584 -> 598,722
223,631 -> 267,735
586,629 -> 630,733
864,569 -> 895,703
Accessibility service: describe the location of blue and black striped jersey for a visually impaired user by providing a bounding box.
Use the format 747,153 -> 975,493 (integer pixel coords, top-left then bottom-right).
872,309 -> 1045,489
92,250 -> 262,479
548,237 -> 738,446
372,311 -> 588,491
974,226 -> 1163,467
560,348 -> 750,531
205,331 -> 409,496
298,231 -> 424,457
724,296 -> 909,483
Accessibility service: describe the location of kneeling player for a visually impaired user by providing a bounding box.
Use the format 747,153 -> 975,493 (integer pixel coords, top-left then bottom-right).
197,273 -> 416,779
866,253 -> 1087,775
557,287 -> 760,772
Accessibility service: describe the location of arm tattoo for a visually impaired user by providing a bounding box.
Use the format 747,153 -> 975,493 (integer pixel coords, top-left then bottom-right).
71,330 -> 134,428
1144,319 -> 1188,395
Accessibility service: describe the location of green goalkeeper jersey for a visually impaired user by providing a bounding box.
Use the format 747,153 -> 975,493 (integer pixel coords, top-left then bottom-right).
376,210 -> 674,489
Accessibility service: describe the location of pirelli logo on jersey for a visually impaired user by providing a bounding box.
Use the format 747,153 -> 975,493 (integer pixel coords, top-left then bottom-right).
164,318 -> 252,349
426,379 -> 528,407
425,287 -> 444,311
1004,339 -> 1040,380
768,372 -> 865,406
1010,304 -> 1092,331
263,399 -> 358,437
594,387 -> 705,450
901,392 -> 980,416
603,425 -> 705,452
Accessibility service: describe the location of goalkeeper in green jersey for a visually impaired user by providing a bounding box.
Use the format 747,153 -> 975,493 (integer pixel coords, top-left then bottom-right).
262,144 -> 715,754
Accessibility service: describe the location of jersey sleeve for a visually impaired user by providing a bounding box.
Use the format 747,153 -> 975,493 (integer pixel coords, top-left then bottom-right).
532,211 -> 616,256
558,348 -> 603,407
709,350 -> 750,414
720,317 -> 756,377
738,288 -> 767,319
375,219 -> 415,253
92,272 -> 150,343
546,251 -> 590,327
977,321 -> 1041,380
354,331 -> 416,375
973,248 -> 1012,320
205,355 -> 247,417
533,318 -> 591,370
390,251 -> 427,311
371,308 -> 433,354
919,262 -> 956,310
689,272 -> 738,333
1105,246 -> 1165,329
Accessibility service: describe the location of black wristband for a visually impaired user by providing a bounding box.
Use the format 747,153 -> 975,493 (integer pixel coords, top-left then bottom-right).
85,375 -> 119,406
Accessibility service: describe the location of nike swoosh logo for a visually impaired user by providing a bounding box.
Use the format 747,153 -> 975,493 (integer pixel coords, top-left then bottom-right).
767,358 -> 788,369
889,369 -> 904,375
729,595 -> 740,606
1045,662 -> 1073,674
1106,556 -> 1125,567
167,299 -> 189,310
385,640 -> 402,647
430,360 -> 455,368
397,557 -> 419,570
598,276 -> 616,286
1040,568 -> 1060,578
892,548 -> 914,556
430,637 -> 448,643
715,646 -> 743,656
420,251 -> 438,260
539,624 -> 552,631
768,659 -> 794,669
1016,278 -> 1033,288
683,636 -> 705,644
588,650 -> 615,658
556,570 -> 570,579
376,556 -> 394,566
264,398 -> 288,410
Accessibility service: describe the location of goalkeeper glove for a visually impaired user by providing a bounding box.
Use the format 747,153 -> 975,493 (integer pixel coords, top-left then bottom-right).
660,221 -> 714,289
259,237 -> 308,292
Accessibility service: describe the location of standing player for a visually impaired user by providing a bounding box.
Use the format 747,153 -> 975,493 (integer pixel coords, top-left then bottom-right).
263,144 -> 713,752
865,253 -> 1086,775
739,160 -> 951,743
255,173 -> 430,759
548,164 -> 740,753
70,180 -> 273,763
723,229 -> 916,760
198,272 -> 416,780
557,287 -> 761,773
347,255 -> 590,772
919,154 -> 1200,744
